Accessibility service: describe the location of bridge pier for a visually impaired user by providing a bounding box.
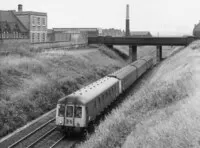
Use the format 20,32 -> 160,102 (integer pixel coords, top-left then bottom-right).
129,45 -> 137,62
156,45 -> 162,62
106,45 -> 113,49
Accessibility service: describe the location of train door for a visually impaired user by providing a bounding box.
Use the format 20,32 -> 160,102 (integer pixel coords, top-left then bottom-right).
74,105 -> 83,127
64,105 -> 74,127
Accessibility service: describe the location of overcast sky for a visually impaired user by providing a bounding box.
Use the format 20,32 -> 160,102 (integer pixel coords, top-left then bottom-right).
1,0 -> 200,36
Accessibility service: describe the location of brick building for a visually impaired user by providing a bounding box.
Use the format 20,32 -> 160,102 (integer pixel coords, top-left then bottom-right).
0,10 -> 29,39
0,4 -> 47,42
47,29 -> 71,42
14,4 -> 47,43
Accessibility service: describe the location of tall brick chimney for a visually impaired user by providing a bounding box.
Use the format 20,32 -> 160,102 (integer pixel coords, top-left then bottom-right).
18,4 -> 23,12
125,4 -> 130,37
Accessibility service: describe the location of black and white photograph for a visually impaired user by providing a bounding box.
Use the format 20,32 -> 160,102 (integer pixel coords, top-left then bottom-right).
0,0 -> 200,147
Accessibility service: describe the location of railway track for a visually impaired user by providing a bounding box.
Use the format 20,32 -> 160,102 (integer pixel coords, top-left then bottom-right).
49,135 -> 65,148
49,138 -> 77,148
8,118 -> 56,148
2,114 -> 78,148
30,132 -> 77,148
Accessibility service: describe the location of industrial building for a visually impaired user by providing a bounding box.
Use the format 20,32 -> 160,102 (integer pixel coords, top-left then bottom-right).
14,4 -> 47,43
0,10 -> 29,39
52,28 -> 99,37
99,28 -> 124,37
130,31 -> 152,37
0,4 -> 47,43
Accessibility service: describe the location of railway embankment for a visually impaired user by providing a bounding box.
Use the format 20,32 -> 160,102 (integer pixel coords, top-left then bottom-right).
77,42 -> 198,148
0,43 -> 176,146
0,44 -> 126,139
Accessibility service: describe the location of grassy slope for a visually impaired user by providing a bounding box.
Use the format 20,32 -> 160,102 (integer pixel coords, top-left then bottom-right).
122,42 -> 200,148
0,45 -> 126,138
78,43 -> 197,148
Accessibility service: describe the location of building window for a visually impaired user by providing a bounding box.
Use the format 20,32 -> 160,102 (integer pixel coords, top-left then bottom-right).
18,33 -> 20,38
38,33 -> 40,42
32,16 -> 35,25
42,18 -> 46,26
32,26 -> 36,31
38,17 -> 40,26
2,32 -> 5,38
16,32 -> 18,38
42,33 -> 45,42
34,17 -> 37,25
32,33 -> 34,42
6,32 -> 9,38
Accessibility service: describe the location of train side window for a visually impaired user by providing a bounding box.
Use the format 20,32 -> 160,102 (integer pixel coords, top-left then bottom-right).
86,107 -> 88,116
96,100 -> 98,108
94,100 -> 96,108
58,104 -> 65,117
102,95 -> 104,103
98,97 -> 101,105
75,106 -> 82,118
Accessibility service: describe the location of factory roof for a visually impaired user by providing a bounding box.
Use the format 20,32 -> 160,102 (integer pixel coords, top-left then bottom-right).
130,31 -> 152,37
14,11 -> 47,16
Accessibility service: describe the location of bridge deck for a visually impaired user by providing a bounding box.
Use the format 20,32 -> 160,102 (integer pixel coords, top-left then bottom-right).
88,36 -> 196,46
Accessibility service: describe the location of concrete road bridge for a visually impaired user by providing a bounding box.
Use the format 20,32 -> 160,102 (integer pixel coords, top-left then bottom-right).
88,36 -> 197,62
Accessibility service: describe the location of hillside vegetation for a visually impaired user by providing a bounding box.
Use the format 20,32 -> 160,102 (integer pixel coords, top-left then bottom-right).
78,42 -> 199,148
0,45 -> 126,138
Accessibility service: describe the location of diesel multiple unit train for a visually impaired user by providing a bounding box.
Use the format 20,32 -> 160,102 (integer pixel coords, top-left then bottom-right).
56,56 -> 154,133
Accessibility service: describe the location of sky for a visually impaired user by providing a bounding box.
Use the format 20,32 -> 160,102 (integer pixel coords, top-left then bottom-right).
1,0 -> 200,36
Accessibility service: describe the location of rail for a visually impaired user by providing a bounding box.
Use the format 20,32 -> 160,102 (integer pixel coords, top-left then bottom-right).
8,118 -> 55,148
49,136 -> 65,148
26,127 -> 57,148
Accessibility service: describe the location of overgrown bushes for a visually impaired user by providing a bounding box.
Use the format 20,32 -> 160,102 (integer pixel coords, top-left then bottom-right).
0,46 -> 122,138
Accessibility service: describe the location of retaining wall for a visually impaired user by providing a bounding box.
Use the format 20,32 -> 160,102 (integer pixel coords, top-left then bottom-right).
30,41 -> 87,51
0,39 -> 30,51
0,32 -> 88,52
31,33 -> 88,51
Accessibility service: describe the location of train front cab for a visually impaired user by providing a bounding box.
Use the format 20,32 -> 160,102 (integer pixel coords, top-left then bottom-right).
56,104 -> 87,133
